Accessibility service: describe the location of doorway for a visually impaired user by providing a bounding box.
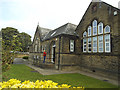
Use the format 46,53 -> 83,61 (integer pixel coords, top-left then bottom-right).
51,43 -> 56,63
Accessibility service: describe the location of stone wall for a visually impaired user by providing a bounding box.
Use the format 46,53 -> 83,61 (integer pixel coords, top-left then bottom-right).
75,2 -> 120,79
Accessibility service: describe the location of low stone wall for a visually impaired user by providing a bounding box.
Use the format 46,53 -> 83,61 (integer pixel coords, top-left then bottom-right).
79,54 -> 119,80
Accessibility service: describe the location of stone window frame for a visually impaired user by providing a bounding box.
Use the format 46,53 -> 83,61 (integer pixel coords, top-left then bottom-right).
82,20 -> 111,53
70,40 -> 74,52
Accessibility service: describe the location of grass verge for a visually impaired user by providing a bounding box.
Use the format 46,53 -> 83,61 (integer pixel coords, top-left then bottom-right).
2,64 -> 118,88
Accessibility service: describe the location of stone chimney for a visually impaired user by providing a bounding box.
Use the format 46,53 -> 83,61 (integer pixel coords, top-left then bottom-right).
92,0 -> 101,2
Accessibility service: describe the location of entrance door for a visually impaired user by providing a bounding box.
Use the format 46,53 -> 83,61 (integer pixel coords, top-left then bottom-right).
51,45 -> 55,63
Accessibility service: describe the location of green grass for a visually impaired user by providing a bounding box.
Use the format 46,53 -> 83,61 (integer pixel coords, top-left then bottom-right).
2,64 -> 118,88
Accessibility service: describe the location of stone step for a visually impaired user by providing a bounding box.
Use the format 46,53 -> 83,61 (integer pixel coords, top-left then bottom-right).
39,63 -> 55,69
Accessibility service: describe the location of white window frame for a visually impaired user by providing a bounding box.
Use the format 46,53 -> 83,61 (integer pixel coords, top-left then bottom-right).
105,34 -> 111,52
98,22 -> 103,34
88,26 -> 91,36
70,40 -> 74,52
93,37 -> 97,52
98,35 -> 103,52
93,20 -> 97,36
104,25 -> 110,33
88,38 -> 92,52
83,38 -> 87,52
83,31 -> 87,37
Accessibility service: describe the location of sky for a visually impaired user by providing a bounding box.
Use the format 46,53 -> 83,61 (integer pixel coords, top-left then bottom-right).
0,0 -> 119,40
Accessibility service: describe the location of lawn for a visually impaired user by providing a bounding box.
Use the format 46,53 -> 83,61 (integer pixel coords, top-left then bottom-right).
2,64 -> 118,88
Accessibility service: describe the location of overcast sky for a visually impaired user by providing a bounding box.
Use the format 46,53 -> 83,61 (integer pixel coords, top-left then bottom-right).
0,0 -> 119,40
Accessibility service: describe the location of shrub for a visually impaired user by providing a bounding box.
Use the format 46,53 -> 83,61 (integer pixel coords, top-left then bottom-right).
22,56 -> 28,59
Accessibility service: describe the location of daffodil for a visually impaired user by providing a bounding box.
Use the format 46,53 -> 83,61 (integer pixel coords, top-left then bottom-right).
0,79 -> 84,89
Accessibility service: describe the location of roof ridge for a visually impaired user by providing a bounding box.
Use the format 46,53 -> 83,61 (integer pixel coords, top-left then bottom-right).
102,1 -> 120,12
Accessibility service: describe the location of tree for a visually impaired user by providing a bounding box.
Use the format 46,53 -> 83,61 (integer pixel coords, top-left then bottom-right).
1,27 -> 32,72
1,27 -> 19,50
16,32 -> 32,52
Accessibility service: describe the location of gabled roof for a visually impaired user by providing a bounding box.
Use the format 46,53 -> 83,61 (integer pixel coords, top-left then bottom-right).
76,0 -> 120,31
36,25 -> 52,40
42,23 -> 78,41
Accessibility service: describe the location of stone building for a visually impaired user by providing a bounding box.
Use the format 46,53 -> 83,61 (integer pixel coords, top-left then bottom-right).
29,1 -> 120,80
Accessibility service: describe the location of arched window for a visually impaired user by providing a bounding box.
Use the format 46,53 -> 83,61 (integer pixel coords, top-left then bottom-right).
93,20 -> 97,35
83,31 -> 87,37
82,20 -> 111,53
88,26 -> 91,36
104,25 -> 110,33
98,22 -> 103,34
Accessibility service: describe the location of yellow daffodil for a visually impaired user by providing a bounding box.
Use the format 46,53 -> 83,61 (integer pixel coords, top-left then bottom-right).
0,79 -> 84,89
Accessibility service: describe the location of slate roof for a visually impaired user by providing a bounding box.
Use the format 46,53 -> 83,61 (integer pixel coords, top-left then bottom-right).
42,23 -> 78,41
36,25 -> 52,40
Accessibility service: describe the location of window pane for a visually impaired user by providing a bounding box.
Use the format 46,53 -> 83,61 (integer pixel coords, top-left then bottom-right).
93,37 -> 97,52
83,31 -> 87,37
98,22 -> 103,34
70,40 -> 74,52
105,25 -> 110,33
88,38 -> 91,52
98,36 -> 103,52
83,39 -> 87,52
88,26 -> 91,36
93,20 -> 97,35
105,34 -> 111,52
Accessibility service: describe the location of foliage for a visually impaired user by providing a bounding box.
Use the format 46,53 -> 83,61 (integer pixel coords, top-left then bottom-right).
1,27 -> 32,52
16,32 -> 31,52
22,56 -> 28,59
0,79 -> 84,89
2,64 -> 118,88
1,27 -> 32,72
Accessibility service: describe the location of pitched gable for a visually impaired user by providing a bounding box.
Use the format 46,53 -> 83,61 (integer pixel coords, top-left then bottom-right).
76,1 -> 120,36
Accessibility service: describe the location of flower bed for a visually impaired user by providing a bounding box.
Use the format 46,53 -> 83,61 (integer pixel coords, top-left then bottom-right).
0,79 -> 84,89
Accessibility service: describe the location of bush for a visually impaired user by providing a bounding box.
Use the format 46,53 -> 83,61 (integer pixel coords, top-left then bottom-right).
0,79 -> 84,89
22,56 -> 28,59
